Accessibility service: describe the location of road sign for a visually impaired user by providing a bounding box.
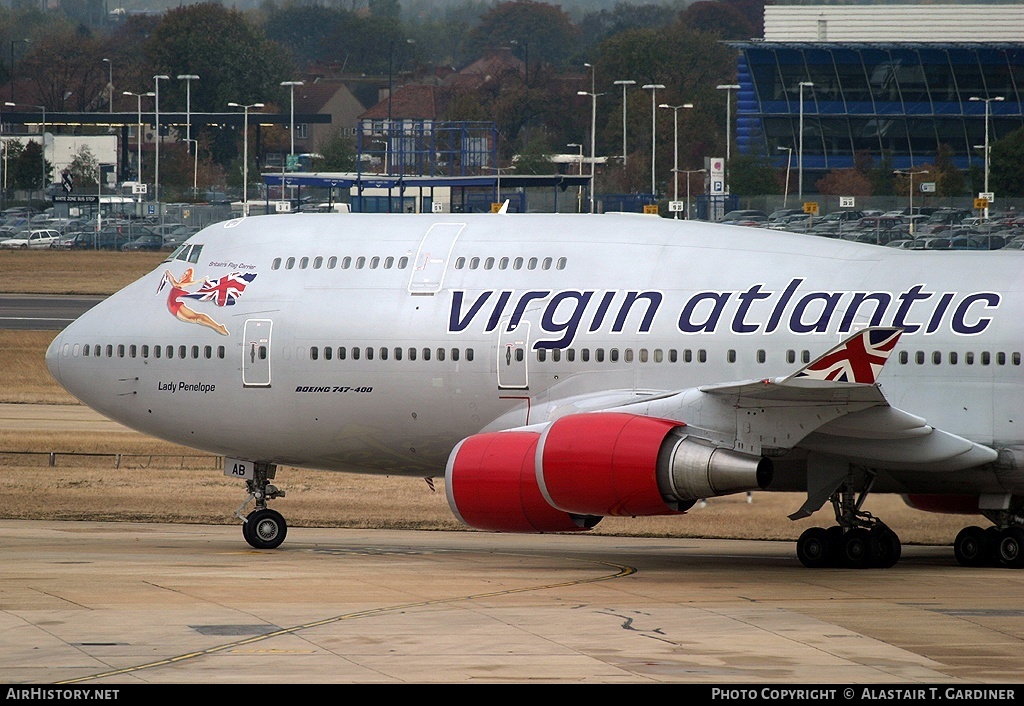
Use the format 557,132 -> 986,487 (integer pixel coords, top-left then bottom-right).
803,202 -> 819,215
668,201 -> 684,212
643,204 -> 659,215
132,183 -> 147,195
431,202 -> 443,213
275,201 -> 292,213
920,182 -> 936,193
979,192 -> 995,202
839,196 -> 855,208
975,198 -> 990,210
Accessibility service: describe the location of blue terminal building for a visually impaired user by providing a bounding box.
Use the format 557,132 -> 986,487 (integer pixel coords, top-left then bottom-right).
729,41 -> 1024,181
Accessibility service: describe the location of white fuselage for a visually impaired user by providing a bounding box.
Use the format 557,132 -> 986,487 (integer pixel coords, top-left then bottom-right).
46,213 -> 1024,488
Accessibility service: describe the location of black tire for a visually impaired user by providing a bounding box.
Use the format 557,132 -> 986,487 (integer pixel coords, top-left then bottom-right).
797,527 -> 833,568
954,526 -> 988,567
840,527 -> 873,569
871,526 -> 902,568
997,527 -> 1024,569
245,508 -> 287,550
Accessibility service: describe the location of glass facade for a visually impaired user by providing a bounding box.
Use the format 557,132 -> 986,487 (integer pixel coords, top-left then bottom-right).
732,42 -> 1024,179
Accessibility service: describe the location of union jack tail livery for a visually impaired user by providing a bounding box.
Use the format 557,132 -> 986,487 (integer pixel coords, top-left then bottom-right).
186,272 -> 257,307
787,327 -> 903,384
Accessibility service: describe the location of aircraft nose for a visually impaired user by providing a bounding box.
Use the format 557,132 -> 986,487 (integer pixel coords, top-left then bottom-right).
45,330 -> 64,386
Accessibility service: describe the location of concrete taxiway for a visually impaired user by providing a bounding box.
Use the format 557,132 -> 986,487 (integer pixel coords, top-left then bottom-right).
2,520 -> 1024,684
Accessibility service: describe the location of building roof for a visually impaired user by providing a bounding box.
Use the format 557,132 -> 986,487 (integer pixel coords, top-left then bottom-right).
764,4 -> 1024,42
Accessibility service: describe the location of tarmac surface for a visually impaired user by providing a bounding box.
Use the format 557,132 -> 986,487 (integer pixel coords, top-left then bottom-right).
3,519 -> 1024,685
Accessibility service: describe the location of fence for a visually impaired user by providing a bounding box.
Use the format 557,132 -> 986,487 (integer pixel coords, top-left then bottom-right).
0,451 -> 221,470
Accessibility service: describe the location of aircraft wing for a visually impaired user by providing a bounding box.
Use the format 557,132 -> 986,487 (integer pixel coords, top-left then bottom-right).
617,327 -> 997,472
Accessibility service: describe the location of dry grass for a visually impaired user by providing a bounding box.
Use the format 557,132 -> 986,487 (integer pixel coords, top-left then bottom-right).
0,330 -> 77,403
0,259 -> 971,545
0,250 -> 165,294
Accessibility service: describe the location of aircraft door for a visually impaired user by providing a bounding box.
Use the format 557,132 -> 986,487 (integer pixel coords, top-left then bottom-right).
408,223 -> 465,295
497,319 -> 530,390
242,318 -> 272,387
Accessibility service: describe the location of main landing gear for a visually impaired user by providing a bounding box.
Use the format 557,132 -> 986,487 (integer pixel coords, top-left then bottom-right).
953,512 -> 1024,568
796,483 -> 902,569
234,462 -> 287,549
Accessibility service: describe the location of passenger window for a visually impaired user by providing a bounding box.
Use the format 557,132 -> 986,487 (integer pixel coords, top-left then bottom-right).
1014,353 -> 1021,366
324,347 -> 332,360
466,348 -> 474,362
384,257 -> 394,269
327,256 -> 337,269
654,349 -> 663,363
556,257 -> 567,270
915,351 -> 925,364
899,351 -> 908,364
610,348 -> 619,362
311,347 -> 319,361
380,347 -> 388,360
451,348 -> 460,361
484,257 -> 494,270
192,346 -> 199,359
757,349 -> 766,363
567,349 -> 576,362
352,347 -> 360,360
423,348 -> 431,361
727,349 -> 736,363
313,256 -> 323,269
982,352 -> 991,366
469,257 -> 479,269
356,256 -> 366,269
499,257 -> 509,269
639,349 -> 648,363
787,350 -> 796,364
932,351 -> 941,365
966,352 -> 974,365
408,347 -> 417,361
365,347 -> 374,360
129,345 -> 137,358
398,256 -> 409,268
997,352 -> 1006,365
141,345 -> 149,358
625,349 -> 634,362
528,257 -> 538,270
272,257 -> 281,270
339,347 -> 347,360
286,257 -> 295,269
669,349 -> 678,363
513,257 -> 524,270
542,257 -> 552,270
299,257 -> 309,269
218,346 -> 225,359
551,349 -> 560,362
455,257 -> 465,269
698,349 -> 707,363
437,348 -> 446,361
684,349 -> 692,363
581,348 -> 590,362
370,256 -> 380,269
394,347 -> 402,361
153,345 -> 160,359
801,350 -> 810,363
342,256 -> 352,269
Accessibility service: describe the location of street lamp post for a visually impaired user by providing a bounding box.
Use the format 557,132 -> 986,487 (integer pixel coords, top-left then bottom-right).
123,91 -> 154,199
183,138 -> 199,198
153,74 -> 169,207
797,81 -> 813,202
716,84 -> 740,192
228,102 -> 264,216
15,102 -> 48,199
613,79 -> 635,165
659,102 -> 693,219
777,145 -> 793,208
103,58 -> 113,114
577,86 -> 605,214
177,74 -> 199,153
281,80 -> 304,161
894,168 -> 929,236
567,142 -> 583,212
969,95 -> 1003,221
642,84 -> 665,196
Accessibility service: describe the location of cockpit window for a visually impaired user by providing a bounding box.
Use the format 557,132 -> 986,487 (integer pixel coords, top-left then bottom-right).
166,245 -> 186,262
173,244 -> 204,264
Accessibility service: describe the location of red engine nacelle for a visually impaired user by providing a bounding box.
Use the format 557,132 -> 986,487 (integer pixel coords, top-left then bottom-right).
445,430 -> 597,533
903,494 -> 982,515
536,413 -> 772,518
446,413 -> 773,533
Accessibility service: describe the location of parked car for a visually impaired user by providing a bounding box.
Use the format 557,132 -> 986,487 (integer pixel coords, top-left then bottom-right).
121,234 -> 165,252
720,209 -> 768,225
68,229 -> 133,251
0,228 -> 61,249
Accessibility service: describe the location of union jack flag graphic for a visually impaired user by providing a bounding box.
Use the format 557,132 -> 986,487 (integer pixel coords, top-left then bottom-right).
186,272 -> 257,306
791,327 -> 903,384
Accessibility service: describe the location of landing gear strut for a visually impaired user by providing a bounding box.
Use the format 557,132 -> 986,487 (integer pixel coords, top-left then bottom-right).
234,462 -> 287,549
796,476 -> 901,569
